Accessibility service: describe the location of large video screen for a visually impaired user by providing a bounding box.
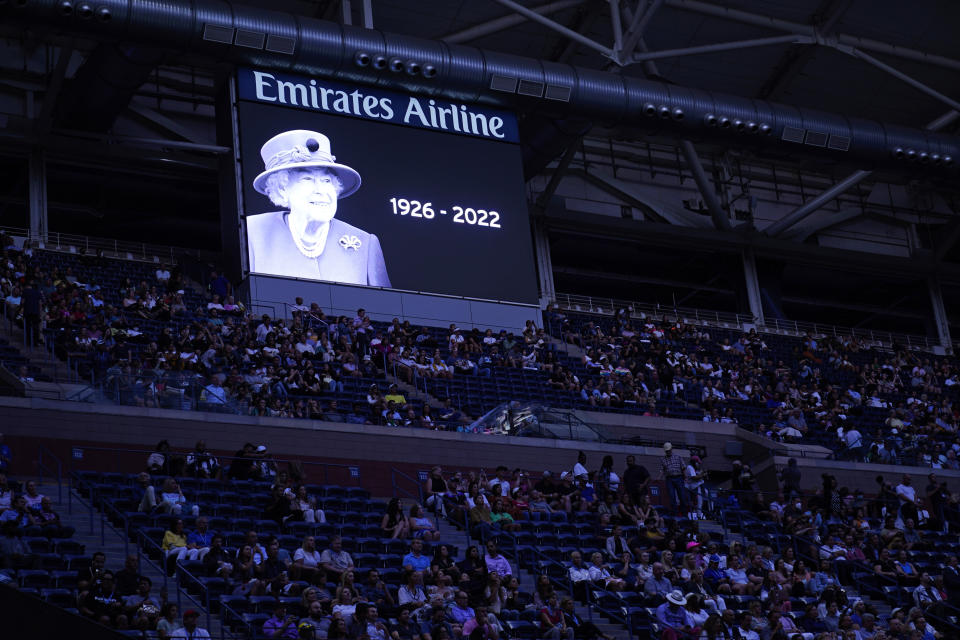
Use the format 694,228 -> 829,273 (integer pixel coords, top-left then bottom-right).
236,68 -> 538,305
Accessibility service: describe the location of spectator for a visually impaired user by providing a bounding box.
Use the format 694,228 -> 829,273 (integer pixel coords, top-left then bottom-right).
409,504 -> 441,541
403,538 -> 431,573
658,443 -> 686,515
382,498 -> 410,539
539,593 -> 574,640
320,536 -> 354,580
655,591 -> 695,640
483,541 -> 512,578
263,601 -> 299,639
157,603 -> 181,640
397,571 -> 427,608
170,608 -> 210,639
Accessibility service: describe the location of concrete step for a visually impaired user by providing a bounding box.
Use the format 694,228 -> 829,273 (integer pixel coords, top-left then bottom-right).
54,484 -> 229,639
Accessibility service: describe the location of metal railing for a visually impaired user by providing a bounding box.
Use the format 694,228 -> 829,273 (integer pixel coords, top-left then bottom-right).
1,225 -> 185,264
550,292 -> 938,351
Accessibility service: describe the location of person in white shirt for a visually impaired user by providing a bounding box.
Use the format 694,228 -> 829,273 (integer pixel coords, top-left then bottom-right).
293,535 -> 324,581
572,451 -> 588,480
896,474 -> 918,523
169,609 -> 211,639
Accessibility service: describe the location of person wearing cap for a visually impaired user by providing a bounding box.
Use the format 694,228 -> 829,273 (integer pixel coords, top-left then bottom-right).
263,600 -> 300,639
655,590 -> 695,639
658,443 -> 687,515
169,608 -> 211,639
247,129 -> 390,286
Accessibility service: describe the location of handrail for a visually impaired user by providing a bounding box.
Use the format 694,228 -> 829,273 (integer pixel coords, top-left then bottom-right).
175,560 -> 215,635
551,292 -> 938,352
68,445 -> 361,487
1,225 -> 186,264
391,467 -> 424,505
36,444 -> 64,508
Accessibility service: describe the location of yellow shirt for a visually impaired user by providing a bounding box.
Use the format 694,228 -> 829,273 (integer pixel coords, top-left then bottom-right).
162,530 -> 187,551
385,393 -> 407,405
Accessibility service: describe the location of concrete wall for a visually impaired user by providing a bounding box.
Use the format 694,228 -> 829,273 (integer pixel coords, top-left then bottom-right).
246,274 -> 540,332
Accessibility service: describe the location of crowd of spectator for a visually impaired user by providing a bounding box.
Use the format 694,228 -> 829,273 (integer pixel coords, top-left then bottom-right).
544,305 -> 960,468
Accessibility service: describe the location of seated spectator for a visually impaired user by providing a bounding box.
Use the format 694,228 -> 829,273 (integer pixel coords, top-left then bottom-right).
588,552 -> 626,591
162,518 -> 191,564
320,536 -> 354,581
539,593 -> 574,640
123,576 -> 162,627
644,562 -> 673,602
397,571 -> 428,609
22,480 -> 44,511
363,568 -> 396,615
409,504 -> 441,541
605,525 -> 631,560
461,605 -> 499,640
115,554 -> 143,597
390,607 -> 422,640
569,551 -> 592,600
382,498 -> 410,539
133,472 -> 158,513
655,591 -> 696,640
156,603 -> 181,640
158,477 -> 199,517
0,472 -> 12,513
80,570 -> 124,626
185,440 -> 220,479
403,538 -> 431,573
293,535 -> 323,582
169,608 -> 210,639
483,541 -> 512,578
202,534 -> 233,579
263,600 -> 299,639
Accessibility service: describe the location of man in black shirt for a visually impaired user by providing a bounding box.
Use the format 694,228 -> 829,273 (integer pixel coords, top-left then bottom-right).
21,280 -> 43,346
622,455 -> 650,501
114,554 -> 143,597
925,473 -> 950,533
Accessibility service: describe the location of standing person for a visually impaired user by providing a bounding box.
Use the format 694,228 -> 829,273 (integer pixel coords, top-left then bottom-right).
170,608 -> 211,639
781,458 -> 801,498
658,443 -> 686,515
895,474 -> 918,524
20,280 -> 43,346
622,455 -> 650,502
684,456 -> 705,519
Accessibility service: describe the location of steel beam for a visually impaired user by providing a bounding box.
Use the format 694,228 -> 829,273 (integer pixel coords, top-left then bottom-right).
628,34 -> 810,64
764,170 -> 871,237
680,140 -> 730,231
928,277 -> 954,354
842,47 -> 960,114
442,0 -> 587,43
664,0 -> 960,72
618,0 -> 664,64
537,138 -> 583,211
488,0 -> 615,59
361,0 -> 373,29
766,107 -> 960,237
36,45 -> 72,135
28,148 -> 48,242
609,0 -> 623,54
742,248 -> 765,325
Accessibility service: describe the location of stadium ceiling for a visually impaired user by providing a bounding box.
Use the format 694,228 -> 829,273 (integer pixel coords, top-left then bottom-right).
293,0 -> 960,133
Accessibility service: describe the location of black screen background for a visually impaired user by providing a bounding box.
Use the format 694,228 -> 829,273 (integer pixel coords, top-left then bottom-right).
238,101 -> 539,305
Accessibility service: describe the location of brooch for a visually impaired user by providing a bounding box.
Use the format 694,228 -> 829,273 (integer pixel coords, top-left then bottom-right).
339,234 -> 362,251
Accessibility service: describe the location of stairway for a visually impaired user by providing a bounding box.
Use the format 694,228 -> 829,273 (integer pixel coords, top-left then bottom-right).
432,516 -> 628,640
52,482 -> 229,638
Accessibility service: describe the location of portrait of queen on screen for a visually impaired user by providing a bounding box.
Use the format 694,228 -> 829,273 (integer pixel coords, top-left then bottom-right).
246,129 -> 391,287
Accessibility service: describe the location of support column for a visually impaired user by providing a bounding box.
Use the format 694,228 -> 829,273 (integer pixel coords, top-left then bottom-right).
928,277 -> 953,355
28,148 -> 48,242
742,248 -> 765,326
532,220 -> 556,307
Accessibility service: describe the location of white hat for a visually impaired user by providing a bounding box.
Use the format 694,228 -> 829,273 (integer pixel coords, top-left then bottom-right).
253,130 -> 361,198
256,445 -> 267,453
666,590 -> 687,606
663,442 -> 673,451
560,471 -> 570,480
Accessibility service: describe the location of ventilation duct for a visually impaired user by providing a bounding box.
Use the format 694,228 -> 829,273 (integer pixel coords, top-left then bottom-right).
7,0 -> 958,169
